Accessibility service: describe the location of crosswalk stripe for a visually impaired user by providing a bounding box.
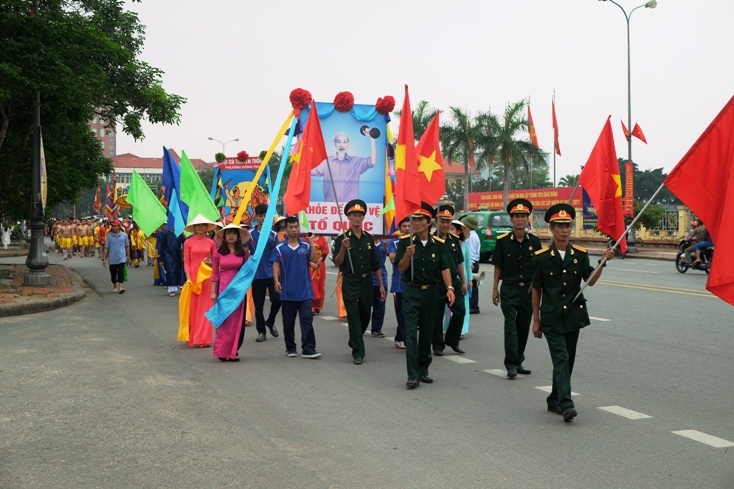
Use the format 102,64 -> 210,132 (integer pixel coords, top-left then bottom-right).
442,356 -> 476,364
319,316 -> 338,321
598,405 -> 652,420
535,385 -> 579,396
672,430 -> 734,448
589,316 -> 611,322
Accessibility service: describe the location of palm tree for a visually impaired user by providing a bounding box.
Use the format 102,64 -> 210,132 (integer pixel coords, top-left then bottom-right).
558,174 -> 579,187
394,100 -> 436,141
475,100 -> 545,207
440,107 -> 483,211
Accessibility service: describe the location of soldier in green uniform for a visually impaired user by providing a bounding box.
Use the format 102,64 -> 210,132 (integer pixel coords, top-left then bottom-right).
492,198 -> 542,378
432,204 -> 467,356
395,202 -> 456,389
531,203 -> 615,422
333,199 -> 386,365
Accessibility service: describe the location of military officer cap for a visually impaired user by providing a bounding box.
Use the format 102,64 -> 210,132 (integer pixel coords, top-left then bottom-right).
412,201 -> 436,219
545,203 -> 575,223
436,204 -> 455,220
345,199 -> 367,215
507,198 -> 533,215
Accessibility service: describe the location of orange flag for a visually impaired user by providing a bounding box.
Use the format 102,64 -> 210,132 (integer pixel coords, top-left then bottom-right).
394,85 -> 421,222
528,105 -> 539,148
665,95 -> 734,307
631,123 -> 647,144
415,111 -> 445,205
579,116 -> 627,254
552,100 -> 561,156
284,102 -> 327,215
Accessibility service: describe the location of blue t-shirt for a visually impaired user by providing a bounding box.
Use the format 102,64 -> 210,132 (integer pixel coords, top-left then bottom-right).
371,240 -> 388,287
270,240 -> 314,302
387,238 -> 404,293
104,231 -> 129,265
251,228 -> 279,279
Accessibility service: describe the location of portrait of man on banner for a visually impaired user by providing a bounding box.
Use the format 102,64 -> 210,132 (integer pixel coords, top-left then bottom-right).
301,102 -> 388,235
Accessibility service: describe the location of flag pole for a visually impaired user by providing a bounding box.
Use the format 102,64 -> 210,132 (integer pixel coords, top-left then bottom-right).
566,166 -> 584,205
552,91 -> 557,187
322,142 -> 355,274
572,181 -> 667,301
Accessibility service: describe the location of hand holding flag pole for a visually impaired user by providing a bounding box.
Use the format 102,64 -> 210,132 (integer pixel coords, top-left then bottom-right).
573,182 -> 667,302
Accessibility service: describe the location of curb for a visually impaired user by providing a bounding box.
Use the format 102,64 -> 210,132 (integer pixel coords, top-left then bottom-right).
0,265 -> 88,319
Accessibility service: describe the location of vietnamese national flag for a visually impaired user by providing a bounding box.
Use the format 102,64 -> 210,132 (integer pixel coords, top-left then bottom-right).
394,85 -> 421,222
552,100 -> 561,156
579,116 -> 627,254
631,123 -> 647,144
415,111 -> 445,205
284,101 -> 327,215
528,105 -> 539,148
664,95 -> 734,307
621,120 -> 630,139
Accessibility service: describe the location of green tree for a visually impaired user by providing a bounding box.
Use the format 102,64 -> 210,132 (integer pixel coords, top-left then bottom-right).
558,174 -> 579,187
440,107 -> 483,210
0,0 -> 185,219
618,159 -> 674,203
394,100 -> 436,141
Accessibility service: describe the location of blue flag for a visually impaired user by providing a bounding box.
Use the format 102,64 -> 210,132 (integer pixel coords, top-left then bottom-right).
206,116 -> 297,328
162,147 -> 189,229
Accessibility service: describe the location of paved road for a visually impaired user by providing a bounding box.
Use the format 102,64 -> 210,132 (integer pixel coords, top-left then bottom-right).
1,253 -> 732,488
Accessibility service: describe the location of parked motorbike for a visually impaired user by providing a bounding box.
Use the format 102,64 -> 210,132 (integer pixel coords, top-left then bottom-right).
676,237 -> 713,274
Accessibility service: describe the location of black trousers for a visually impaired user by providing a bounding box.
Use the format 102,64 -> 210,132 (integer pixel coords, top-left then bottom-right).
469,262 -> 480,312
252,278 -> 281,334
109,263 -> 125,284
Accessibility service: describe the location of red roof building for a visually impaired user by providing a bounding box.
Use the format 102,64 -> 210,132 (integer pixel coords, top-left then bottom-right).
109,149 -> 212,188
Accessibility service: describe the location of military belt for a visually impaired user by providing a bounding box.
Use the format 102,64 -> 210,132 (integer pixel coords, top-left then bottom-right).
503,280 -> 530,287
406,282 -> 438,290
344,273 -> 370,278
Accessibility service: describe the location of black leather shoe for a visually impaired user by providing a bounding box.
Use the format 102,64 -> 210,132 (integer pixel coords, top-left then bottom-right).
353,357 -> 363,365
562,407 -> 578,422
507,368 -> 517,379
433,349 -> 444,356
517,365 -> 532,375
547,401 -> 562,415
450,345 -> 465,354
266,321 -> 279,338
419,375 -> 433,384
406,379 -> 419,389
256,333 -> 266,342
469,309 -> 480,315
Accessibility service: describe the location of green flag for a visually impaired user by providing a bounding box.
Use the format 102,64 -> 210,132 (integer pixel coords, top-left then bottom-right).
127,170 -> 167,236
179,150 -> 221,224
299,211 -> 309,231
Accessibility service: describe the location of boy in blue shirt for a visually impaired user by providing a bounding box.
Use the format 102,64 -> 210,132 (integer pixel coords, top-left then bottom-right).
251,204 -> 281,342
271,216 -> 321,359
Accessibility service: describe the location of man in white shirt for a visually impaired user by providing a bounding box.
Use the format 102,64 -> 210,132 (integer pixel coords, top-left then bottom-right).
462,216 -> 481,315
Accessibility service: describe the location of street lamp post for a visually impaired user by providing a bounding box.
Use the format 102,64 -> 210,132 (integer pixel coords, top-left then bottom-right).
599,0 -> 657,252
207,137 -> 239,159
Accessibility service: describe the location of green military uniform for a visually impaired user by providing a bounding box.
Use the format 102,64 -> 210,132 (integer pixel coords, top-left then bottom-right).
493,230 -> 542,371
395,232 -> 453,383
334,227 -> 381,362
533,241 -> 594,412
432,230 -> 466,352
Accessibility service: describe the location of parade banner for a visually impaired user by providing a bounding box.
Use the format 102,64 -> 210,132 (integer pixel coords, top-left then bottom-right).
217,156 -> 269,228
298,101 -> 388,235
468,187 -> 583,210
624,161 -> 635,218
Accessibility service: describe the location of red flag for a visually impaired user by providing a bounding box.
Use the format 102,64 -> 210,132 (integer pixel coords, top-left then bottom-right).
552,100 -> 561,156
621,120 -> 630,139
394,85 -> 421,222
664,96 -> 734,307
415,111 -> 445,205
631,123 -> 647,144
284,101 -> 327,215
528,105 -> 539,148
579,116 -> 627,254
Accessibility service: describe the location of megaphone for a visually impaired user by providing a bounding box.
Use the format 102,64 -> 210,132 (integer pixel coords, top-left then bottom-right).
476,271 -> 486,285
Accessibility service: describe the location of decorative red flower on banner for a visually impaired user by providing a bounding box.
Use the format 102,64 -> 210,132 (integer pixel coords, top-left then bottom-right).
375,96 -> 395,115
289,88 -> 312,111
237,151 -> 249,162
333,91 -> 354,112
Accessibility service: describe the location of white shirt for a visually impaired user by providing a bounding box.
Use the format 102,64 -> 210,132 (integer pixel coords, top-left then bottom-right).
467,230 -> 480,264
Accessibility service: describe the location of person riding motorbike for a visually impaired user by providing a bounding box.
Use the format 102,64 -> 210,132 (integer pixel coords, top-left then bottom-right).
693,226 -> 713,265
683,221 -> 706,264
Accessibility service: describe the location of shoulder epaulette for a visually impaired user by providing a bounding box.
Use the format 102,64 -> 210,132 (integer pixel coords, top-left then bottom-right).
336,230 -> 346,237
535,247 -> 550,256
572,244 -> 587,253
400,234 -> 412,240
433,236 -> 446,244
497,232 -> 510,240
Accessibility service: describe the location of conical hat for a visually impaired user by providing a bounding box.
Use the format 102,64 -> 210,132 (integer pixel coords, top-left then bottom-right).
184,214 -> 218,233
216,222 -> 248,239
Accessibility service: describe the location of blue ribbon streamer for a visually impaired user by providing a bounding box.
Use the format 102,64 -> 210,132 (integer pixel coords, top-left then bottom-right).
206,116 -> 297,328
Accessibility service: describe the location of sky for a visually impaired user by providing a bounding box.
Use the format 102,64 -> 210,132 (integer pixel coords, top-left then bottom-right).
118,0 -> 734,183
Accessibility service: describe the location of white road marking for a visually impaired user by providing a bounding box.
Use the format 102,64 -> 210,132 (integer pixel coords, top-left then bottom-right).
589,316 -> 611,322
484,368 -> 527,377
535,385 -> 579,396
672,430 -> 734,448
319,315 -> 338,321
326,271 -> 338,276
616,268 -> 659,274
598,405 -> 652,420
442,356 -> 476,364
